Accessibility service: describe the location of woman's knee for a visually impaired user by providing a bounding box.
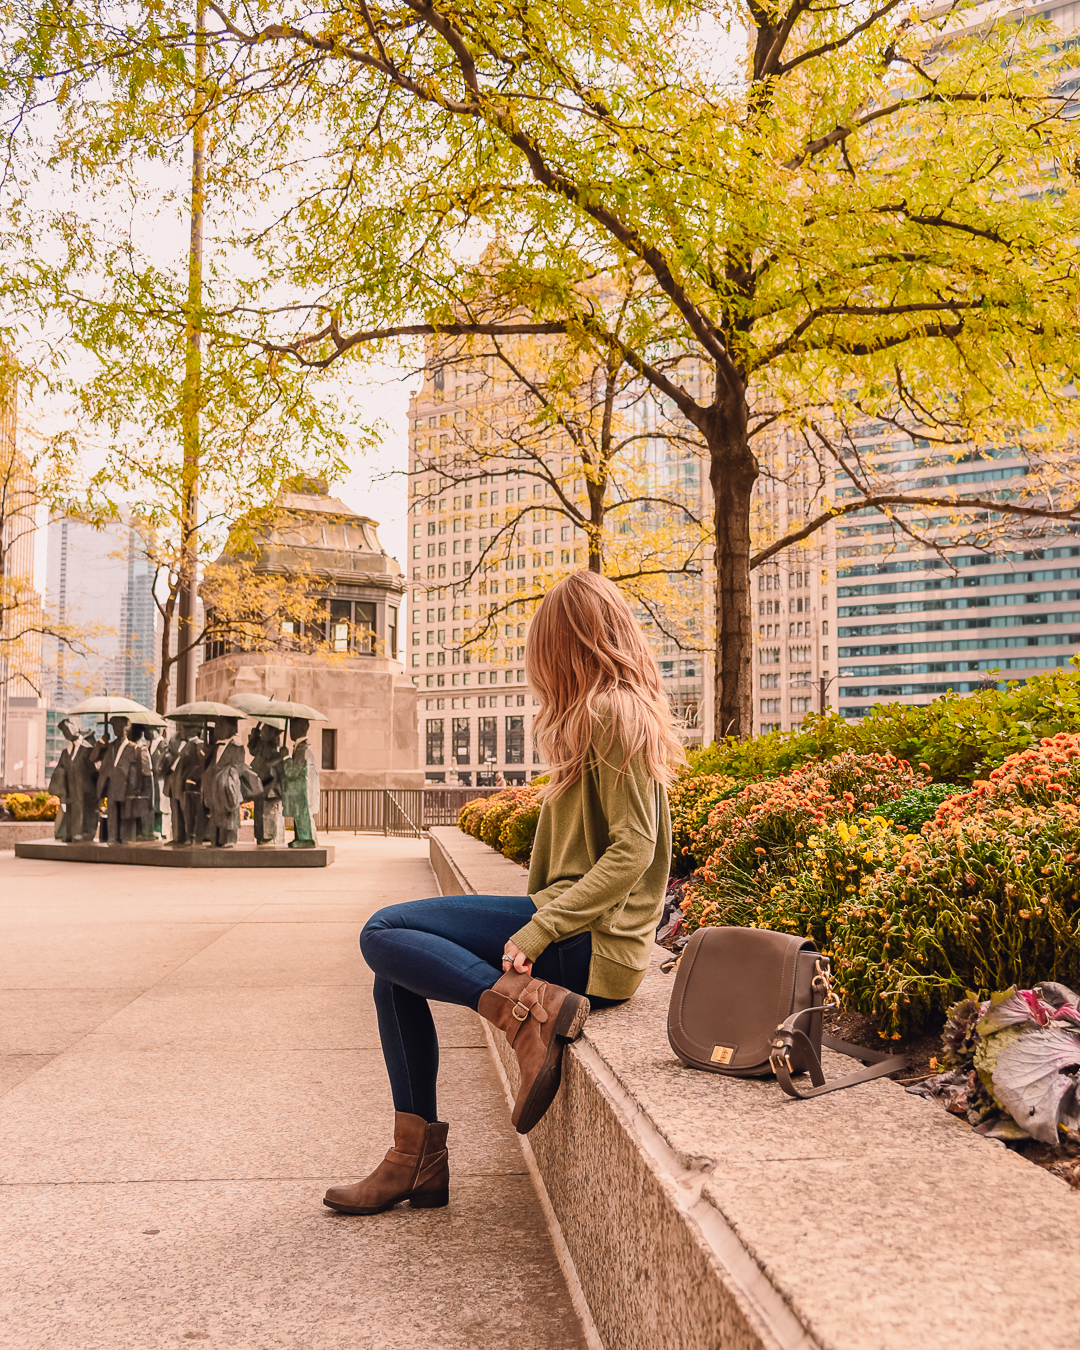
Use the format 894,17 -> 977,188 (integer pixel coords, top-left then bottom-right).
360,903 -> 403,959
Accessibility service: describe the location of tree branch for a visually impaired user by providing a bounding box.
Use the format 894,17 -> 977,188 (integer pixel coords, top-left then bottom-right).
750,492 -> 1080,568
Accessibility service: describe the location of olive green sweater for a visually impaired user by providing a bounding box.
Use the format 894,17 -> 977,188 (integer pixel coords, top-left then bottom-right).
509,723 -> 671,1002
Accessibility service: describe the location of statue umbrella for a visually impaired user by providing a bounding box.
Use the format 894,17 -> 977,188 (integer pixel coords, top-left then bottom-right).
127,710 -> 168,728
167,701 -> 246,720
65,694 -> 155,733
228,693 -> 327,722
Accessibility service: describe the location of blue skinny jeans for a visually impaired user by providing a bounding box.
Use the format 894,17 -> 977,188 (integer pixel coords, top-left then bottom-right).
360,893 -> 618,1123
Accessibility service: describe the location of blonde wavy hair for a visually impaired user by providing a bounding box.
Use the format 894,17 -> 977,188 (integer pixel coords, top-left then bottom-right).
525,571 -> 686,798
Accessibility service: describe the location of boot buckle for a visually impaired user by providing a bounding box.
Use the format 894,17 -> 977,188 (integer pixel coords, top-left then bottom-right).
511,1001 -> 530,1021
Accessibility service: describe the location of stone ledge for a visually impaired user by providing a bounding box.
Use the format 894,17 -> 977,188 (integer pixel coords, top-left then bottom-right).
428,826 -> 1080,1350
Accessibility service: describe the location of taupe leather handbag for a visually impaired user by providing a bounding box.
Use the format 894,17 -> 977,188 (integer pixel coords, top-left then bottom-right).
666,926 -> 905,1098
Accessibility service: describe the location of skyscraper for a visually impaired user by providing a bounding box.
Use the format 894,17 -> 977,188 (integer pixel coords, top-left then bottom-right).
0,358 -> 46,785
43,516 -> 159,768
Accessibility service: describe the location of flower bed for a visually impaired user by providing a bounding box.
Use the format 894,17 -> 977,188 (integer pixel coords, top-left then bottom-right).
2,791 -> 59,822
458,779 -> 545,863
458,701 -> 1080,1044
681,735 -> 1080,1036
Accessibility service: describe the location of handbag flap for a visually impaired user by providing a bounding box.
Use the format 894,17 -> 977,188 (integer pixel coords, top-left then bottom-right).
667,926 -> 817,1071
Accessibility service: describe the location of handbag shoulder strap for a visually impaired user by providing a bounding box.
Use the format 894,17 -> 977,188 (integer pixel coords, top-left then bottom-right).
769,1007 -> 906,1099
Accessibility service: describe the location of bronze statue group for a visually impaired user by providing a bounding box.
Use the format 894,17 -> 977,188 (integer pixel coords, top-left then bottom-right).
48,712 -> 320,850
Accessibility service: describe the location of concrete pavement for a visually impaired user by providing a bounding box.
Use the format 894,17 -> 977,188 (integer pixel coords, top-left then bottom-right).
0,836 -> 589,1350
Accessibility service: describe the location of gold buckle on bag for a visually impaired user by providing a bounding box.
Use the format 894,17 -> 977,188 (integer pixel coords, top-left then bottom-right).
812,959 -> 841,1009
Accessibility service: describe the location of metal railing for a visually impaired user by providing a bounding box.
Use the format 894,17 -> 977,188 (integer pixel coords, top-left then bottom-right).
319,786 -> 504,838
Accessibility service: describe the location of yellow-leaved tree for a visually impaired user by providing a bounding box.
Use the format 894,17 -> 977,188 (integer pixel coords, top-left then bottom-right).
8,0 -> 1080,734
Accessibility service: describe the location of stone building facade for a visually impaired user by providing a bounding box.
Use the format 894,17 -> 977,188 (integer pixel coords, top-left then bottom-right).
196,480 -> 421,789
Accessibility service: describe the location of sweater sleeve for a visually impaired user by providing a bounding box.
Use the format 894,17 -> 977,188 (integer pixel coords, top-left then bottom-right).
509,727 -> 659,961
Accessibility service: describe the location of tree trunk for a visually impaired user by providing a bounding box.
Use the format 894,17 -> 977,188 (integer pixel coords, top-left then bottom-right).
706,401 -> 756,743
586,475 -> 605,573
156,588 -> 178,715
176,0 -> 207,706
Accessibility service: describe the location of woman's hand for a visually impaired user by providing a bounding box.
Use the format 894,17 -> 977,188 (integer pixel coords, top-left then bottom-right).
502,940 -> 533,976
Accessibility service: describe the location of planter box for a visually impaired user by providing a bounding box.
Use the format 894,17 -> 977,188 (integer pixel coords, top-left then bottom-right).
0,822 -> 57,848
430,825 -> 1080,1350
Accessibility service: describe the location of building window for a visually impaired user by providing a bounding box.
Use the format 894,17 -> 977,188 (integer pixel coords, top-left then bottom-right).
790,697 -> 812,714
324,598 -> 378,654
203,608 -> 228,661
452,717 -> 470,765
426,718 -> 445,765
760,698 -> 781,715
321,728 -> 337,770
478,716 -> 497,764
388,608 -> 398,658
505,716 -> 525,763
355,601 -> 376,654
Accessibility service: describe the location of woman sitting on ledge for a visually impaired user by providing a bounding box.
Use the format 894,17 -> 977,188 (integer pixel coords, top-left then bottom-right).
324,570 -> 684,1215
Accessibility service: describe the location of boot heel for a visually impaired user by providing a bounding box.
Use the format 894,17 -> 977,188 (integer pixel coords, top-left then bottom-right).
554,992 -> 589,1042
409,1188 -> 449,1209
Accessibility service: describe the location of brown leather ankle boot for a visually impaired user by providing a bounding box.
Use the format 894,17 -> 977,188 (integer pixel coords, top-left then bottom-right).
323,1112 -> 449,1215
478,970 -> 589,1134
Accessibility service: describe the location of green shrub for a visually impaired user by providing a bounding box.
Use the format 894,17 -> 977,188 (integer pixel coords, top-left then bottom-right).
685,666 -> 1080,787
680,813 -> 906,953
458,778 -> 548,862
499,797 -> 542,862
682,734 -> 1080,1037
684,715 -> 853,782
932,730 -> 1080,826
876,784 -> 962,834
456,797 -> 490,837
478,792 -> 524,850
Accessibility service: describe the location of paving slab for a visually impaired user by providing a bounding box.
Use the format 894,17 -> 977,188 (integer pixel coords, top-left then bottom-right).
0,1176 -> 584,1350
0,1047 -> 524,1184
73,985 -> 482,1053
0,921 -> 236,989
0,989 -> 139,1053
0,1055 -> 55,1098
0,834 -> 589,1350
158,922 -> 379,987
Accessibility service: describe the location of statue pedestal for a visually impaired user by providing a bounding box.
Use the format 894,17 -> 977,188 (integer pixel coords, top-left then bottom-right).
12,840 -> 334,868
